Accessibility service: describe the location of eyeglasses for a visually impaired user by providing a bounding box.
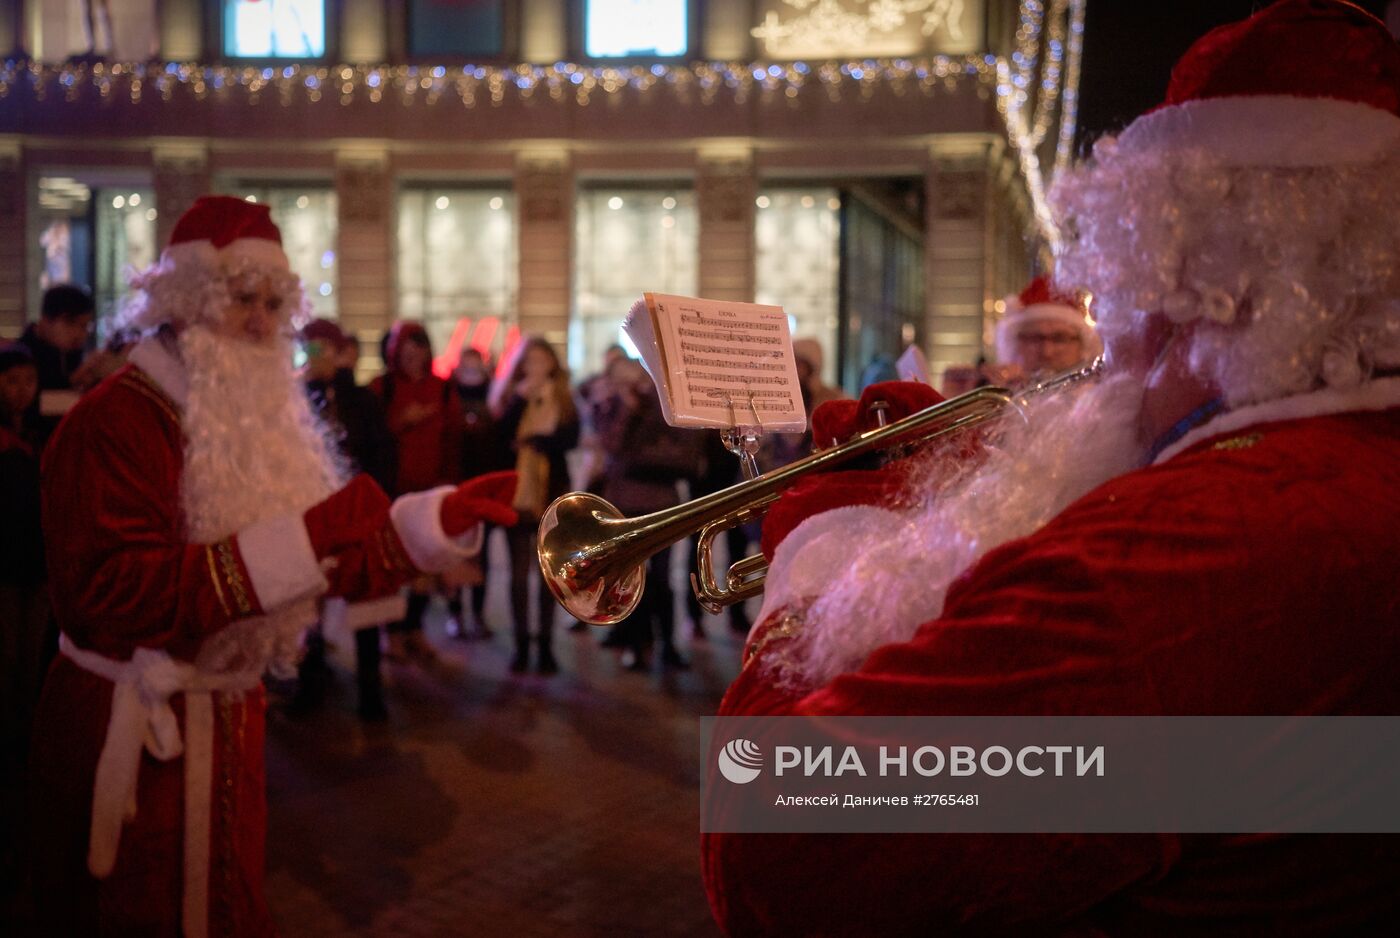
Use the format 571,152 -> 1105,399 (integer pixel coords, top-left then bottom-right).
1015,330 -> 1080,348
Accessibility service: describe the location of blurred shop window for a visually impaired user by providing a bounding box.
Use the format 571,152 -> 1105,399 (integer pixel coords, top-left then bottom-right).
755,188 -> 841,388
397,188 -> 518,360
572,188 -> 697,374
31,178 -> 155,338
229,187 -> 339,318
585,0 -> 689,58
31,0 -> 158,62
408,0 -> 506,58
94,189 -> 158,328
223,0 -> 326,58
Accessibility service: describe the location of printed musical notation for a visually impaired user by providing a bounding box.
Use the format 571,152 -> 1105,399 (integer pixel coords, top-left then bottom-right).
682,355 -> 787,372
623,292 -> 809,432
678,327 -> 783,344
679,314 -> 781,331
685,372 -> 790,385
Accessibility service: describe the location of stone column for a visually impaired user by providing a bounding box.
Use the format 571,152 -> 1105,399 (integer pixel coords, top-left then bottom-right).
0,0 -> 24,55
702,0 -> 753,60
152,140 -> 210,250
159,0 -> 202,60
341,0 -> 387,63
514,147 -> 572,351
0,139 -> 24,336
335,147 -> 395,370
696,145 -> 756,303
520,0 -> 567,63
924,140 -> 994,383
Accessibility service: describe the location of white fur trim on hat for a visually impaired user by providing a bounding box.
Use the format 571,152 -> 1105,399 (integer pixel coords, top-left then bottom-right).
995,302 -> 1097,363
236,513 -> 329,612
389,486 -> 485,574
1116,96 -> 1400,167
162,237 -> 290,272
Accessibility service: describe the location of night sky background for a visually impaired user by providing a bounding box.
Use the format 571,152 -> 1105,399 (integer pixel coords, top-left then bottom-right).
1074,0 -> 1394,149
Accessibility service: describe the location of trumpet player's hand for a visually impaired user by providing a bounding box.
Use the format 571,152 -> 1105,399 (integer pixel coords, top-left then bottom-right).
440,470 -> 519,535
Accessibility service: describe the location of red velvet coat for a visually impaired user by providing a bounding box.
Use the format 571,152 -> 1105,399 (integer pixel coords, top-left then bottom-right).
704,402 -> 1400,936
30,364 -> 419,936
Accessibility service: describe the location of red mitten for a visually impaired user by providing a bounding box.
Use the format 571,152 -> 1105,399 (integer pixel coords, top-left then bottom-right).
303,474 -> 391,559
762,383 -> 955,561
810,381 -> 945,450
441,470 -> 520,536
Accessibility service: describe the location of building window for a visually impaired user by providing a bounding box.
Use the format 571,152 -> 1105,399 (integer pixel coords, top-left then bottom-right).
408,0 -> 506,59
223,0 -> 327,58
229,186 -> 338,318
755,187 -> 841,387
397,187 -> 517,368
573,187 -> 697,375
584,0 -> 689,58
30,178 -> 157,338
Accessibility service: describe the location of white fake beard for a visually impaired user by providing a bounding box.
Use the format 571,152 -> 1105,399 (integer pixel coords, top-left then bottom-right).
761,372 -> 1148,691
178,326 -> 345,676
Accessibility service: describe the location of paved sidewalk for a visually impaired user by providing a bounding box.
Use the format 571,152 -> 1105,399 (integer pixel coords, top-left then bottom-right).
263,538 -> 745,937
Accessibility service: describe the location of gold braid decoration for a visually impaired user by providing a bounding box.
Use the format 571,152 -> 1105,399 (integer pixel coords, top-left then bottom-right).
213,539 -> 255,615
1212,433 -> 1263,452
743,613 -> 805,669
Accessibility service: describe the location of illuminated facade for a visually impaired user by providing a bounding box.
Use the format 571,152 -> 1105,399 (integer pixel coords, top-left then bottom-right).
0,0 -> 1083,387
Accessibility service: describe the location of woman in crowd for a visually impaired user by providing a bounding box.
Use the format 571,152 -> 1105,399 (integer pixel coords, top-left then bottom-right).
594,357 -> 704,671
372,321 -> 464,662
447,345 -> 507,640
491,337 -> 579,674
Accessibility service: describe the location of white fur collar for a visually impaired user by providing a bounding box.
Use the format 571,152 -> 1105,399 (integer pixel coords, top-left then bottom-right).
1153,377 -> 1400,465
127,336 -> 189,409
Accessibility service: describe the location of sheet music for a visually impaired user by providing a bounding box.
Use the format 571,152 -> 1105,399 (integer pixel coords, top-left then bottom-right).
624,292 -> 807,431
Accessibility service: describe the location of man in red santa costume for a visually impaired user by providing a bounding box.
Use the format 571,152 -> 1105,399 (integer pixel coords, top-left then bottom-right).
704,1 -> 1400,934
988,274 -> 1102,388
28,195 -> 517,936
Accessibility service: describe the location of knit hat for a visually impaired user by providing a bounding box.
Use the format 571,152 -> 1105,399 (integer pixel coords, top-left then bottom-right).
1050,0 -> 1400,407
0,340 -> 35,375
1114,0 -> 1400,167
385,320 -> 432,373
300,317 -> 350,352
995,276 -> 1099,363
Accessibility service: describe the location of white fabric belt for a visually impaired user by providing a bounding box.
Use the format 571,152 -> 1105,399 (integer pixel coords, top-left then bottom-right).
59,634 -> 262,938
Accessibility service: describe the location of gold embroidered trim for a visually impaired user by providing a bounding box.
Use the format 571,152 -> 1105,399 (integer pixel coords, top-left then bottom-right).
378,526 -> 416,575
214,539 -> 254,616
206,545 -> 232,617
1212,432 -> 1263,452
743,613 -> 805,668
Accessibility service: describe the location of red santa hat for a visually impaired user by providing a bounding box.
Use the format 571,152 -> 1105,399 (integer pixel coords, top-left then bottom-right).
994,276 -> 1098,363
163,195 -> 290,272
1113,0 -> 1400,167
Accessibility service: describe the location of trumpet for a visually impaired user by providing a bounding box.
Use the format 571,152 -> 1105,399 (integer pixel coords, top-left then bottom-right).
537,360 -> 1103,625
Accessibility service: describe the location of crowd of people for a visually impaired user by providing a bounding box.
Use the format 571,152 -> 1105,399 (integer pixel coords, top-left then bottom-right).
7,3 -> 1394,932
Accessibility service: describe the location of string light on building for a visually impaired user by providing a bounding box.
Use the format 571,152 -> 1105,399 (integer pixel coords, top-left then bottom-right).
0,1 -> 1082,240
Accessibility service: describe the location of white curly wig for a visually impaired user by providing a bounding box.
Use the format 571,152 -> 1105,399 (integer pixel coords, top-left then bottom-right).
117,250 -> 311,336
1051,140 -> 1400,408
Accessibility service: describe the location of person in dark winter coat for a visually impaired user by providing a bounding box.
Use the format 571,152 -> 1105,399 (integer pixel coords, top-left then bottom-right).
491,336 -> 580,674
